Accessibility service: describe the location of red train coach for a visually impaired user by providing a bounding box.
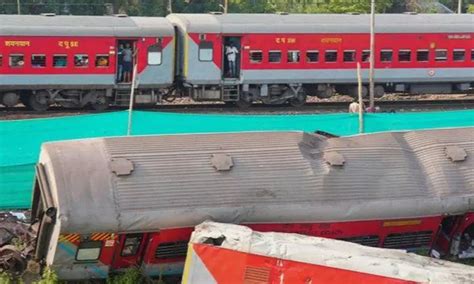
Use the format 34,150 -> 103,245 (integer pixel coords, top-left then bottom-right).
0,14 -> 174,110
168,13 -> 474,107
29,128 -> 474,281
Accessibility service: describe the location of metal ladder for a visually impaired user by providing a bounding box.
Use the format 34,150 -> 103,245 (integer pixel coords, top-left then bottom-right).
114,84 -> 132,106
222,84 -> 240,102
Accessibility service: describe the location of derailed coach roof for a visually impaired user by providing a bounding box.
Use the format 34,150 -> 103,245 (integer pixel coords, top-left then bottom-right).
37,128 -> 474,234
166,13 -> 474,34
0,15 -> 174,37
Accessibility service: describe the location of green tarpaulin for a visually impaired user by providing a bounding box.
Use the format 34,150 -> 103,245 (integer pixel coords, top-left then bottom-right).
1,109 -> 473,209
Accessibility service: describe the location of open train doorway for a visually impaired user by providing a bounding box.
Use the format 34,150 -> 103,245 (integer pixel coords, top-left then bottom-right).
223,36 -> 241,80
117,39 -> 137,84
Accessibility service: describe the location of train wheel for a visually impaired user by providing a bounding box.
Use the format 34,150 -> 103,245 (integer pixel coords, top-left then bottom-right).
374,85 -> 385,98
90,92 -> 110,111
28,91 -> 50,111
289,92 -> 307,107
1,92 -> 20,107
236,92 -> 252,109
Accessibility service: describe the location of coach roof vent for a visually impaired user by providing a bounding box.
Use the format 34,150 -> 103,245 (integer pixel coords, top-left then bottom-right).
404,12 -> 418,15
211,154 -> 234,171
113,14 -> 128,17
276,11 -> 289,15
324,151 -> 345,167
41,13 -> 56,17
445,146 -> 467,162
209,11 -> 223,15
346,12 -> 360,15
110,158 -> 134,176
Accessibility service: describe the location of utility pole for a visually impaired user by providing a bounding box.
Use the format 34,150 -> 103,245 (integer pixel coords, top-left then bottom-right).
224,0 -> 228,14
17,0 -> 21,14
369,0 -> 375,109
458,0 -> 462,14
167,0 -> 173,14
357,62 -> 364,134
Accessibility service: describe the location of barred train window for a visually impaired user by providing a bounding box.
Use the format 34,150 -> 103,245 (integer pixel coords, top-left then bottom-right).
121,234 -> 143,256
306,51 -> 319,63
198,41 -> 213,62
0,54 -> 2,67
471,49 -> 474,61
287,50 -> 300,63
435,49 -> 447,61
32,54 -> 46,67
416,50 -> 429,62
453,49 -> 465,62
398,50 -> 411,62
95,55 -> 109,67
268,51 -> 281,63
74,54 -> 89,67
343,50 -> 356,62
9,54 -> 24,67
147,44 -> 162,65
381,50 -> 393,62
249,50 -> 263,63
53,55 -> 67,68
325,50 -> 338,62
362,50 -> 371,62
76,240 -> 102,261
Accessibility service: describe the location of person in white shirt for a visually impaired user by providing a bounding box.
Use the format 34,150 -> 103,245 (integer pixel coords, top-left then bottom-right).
225,43 -> 239,77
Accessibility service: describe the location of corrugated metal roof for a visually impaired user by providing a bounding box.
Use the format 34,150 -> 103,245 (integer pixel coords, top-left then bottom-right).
167,13 -> 474,34
38,128 -> 474,234
0,15 -> 174,36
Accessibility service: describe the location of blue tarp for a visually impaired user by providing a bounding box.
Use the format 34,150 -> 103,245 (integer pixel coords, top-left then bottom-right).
1,109 -> 473,209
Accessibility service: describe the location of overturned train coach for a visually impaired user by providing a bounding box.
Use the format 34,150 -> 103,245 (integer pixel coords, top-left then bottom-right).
29,127 -> 474,280
0,13 -> 473,110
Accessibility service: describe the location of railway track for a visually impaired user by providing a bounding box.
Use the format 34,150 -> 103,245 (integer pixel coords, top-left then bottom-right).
1,98 -> 473,120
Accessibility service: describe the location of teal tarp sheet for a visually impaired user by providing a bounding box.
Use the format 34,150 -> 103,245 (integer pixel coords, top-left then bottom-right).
1,109 -> 474,209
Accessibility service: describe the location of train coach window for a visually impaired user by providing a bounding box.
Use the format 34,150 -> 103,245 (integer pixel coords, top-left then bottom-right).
9,54 -> 24,67
435,49 -> 447,61
31,55 -> 46,68
268,51 -> 281,63
416,50 -> 429,62
287,51 -> 300,63
53,55 -> 67,68
76,240 -> 102,261
471,49 -> 474,61
381,50 -> 393,62
0,55 -> 3,67
249,50 -> 263,63
343,50 -> 356,62
453,49 -> 465,62
74,54 -> 89,67
147,44 -> 162,65
398,50 -> 411,62
306,50 -> 319,63
362,50 -> 371,62
121,234 -> 143,256
325,50 -> 338,62
198,41 -> 213,62
95,55 -> 109,67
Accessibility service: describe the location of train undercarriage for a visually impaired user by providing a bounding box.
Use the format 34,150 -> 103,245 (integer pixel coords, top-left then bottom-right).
0,81 -> 471,111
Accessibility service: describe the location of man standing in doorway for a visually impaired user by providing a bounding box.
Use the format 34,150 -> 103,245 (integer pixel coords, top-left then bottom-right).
226,43 -> 239,78
117,44 -> 124,82
122,43 -> 133,83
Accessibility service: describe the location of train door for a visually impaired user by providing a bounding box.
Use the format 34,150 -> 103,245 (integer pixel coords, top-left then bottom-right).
222,36 -> 241,80
116,39 -> 137,84
432,213 -> 474,259
111,233 -> 150,269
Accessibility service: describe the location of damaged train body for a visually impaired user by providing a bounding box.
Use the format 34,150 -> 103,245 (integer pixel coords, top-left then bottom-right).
27,127 -> 474,280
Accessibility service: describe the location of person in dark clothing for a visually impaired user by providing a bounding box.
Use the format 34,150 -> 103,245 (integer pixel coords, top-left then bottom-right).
117,44 -> 124,82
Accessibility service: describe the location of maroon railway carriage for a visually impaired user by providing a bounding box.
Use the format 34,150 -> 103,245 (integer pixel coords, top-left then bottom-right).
1,13 -> 473,110
168,13 -> 474,107
0,14 -> 174,110
30,128 -> 474,280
